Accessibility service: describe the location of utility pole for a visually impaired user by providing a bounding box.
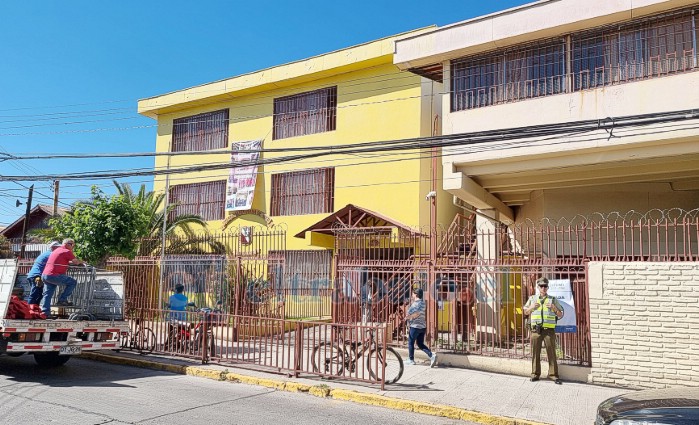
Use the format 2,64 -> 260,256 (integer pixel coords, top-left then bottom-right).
52,180 -> 60,215
19,185 -> 34,259
158,154 -> 172,311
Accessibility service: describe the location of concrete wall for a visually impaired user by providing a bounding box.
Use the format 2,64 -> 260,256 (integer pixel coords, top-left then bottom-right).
588,262 -> 699,389
395,0 -> 697,69
516,183 -> 699,223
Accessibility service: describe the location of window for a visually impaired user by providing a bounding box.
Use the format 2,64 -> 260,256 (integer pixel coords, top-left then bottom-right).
451,39 -> 565,111
270,168 -> 334,216
572,12 -> 695,90
450,8 -> 698,110
169,180 -> 226,221
172,109 -> 229,152
273,87 -> 337,140
269,250 -> 333,293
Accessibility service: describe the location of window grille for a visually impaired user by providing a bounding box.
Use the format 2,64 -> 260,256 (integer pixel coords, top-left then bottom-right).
451,39 -> 566,111
572,12 -> 695,90
270,168 -> 334,216
169,180 -> 226,221
273,87 -> 337,140
450,8 -> 698,111
269,250 -> 333,291
172,109 -> 229,152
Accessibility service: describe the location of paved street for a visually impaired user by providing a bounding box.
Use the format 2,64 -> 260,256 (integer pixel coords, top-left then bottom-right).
0,355 -> 474,425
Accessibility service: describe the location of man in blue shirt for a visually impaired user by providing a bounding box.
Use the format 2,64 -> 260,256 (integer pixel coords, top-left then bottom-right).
168,283 -> 188,321
26,241 -> 61,306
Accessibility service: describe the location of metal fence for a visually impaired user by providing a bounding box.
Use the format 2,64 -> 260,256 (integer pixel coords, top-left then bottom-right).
122,308 -> 392,388
333,209 -> 699,366
108,226 -> 331,321
112,209 -> 699,370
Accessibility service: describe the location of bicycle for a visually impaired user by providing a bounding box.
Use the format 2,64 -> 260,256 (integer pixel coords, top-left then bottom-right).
312,326 -> 404,384
164,303 -> 219,358
120,318 -> 156,355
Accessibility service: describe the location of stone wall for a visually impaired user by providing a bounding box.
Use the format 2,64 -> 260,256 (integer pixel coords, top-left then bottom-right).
588,262 -> 699,389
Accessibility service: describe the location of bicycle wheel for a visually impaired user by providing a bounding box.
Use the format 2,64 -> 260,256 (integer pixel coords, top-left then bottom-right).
164,329 -> 184,352
193,330 -> 216,360
208,331 -> 216,359
311,342 -> 345,376
366,347 -> 404,384
119,329 -> 133,351
135,327 -> 156,355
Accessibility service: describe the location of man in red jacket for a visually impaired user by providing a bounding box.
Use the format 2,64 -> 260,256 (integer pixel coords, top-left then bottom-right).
40,238 -> 85,316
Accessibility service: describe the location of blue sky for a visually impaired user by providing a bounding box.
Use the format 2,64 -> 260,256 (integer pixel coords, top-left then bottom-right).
0,0 -> 530,227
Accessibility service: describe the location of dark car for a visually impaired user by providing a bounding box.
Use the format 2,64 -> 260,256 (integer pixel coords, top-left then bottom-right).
596,387 -> 699,425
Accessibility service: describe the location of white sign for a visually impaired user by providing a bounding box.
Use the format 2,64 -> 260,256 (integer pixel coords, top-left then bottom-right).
226,140 -> 262,211
536,278 -> 577,333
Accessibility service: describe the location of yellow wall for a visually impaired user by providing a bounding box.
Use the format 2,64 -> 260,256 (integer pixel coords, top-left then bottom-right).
150,50 -> 457,250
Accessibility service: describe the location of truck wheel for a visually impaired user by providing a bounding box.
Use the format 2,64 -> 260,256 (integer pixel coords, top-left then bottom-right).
34,352 -> 71,367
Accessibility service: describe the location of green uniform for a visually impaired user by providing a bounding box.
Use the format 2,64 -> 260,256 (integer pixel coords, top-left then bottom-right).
524,294 -> 563,380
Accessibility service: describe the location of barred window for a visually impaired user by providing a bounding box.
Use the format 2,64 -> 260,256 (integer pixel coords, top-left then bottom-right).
451,40 -> 565,111
270,168 -> 334,216
269,250 -> 333,291
172,109 -> 229,152
273,87 -> 337,140
170,180 -> 226,221
450,8 -> 698,111
572,12 -> 695,90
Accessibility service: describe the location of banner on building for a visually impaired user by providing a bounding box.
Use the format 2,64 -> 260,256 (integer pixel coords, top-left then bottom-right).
225,140 -> 262,211
536,278 -> 577,333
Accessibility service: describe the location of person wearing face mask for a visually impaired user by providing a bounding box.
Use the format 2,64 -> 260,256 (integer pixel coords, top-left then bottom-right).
523,277 -> 564,384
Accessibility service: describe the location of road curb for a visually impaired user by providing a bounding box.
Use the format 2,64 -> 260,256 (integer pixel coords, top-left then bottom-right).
81,352 -> 551,425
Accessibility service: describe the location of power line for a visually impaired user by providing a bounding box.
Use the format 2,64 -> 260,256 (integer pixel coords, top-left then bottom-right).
0,66 -> 420,130
1,107 -> 696,182
4,123 -> 693,202
0,62 -> 413,116
0,79 -> 427,135
0,117 -> 696,224
3,107 -> 697,162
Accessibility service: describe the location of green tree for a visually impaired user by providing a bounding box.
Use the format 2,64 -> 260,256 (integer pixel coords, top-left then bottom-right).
49,186 -> 150,266
0,235 -> 13,259
111,181 -> 223,255
38,183 -> 223,264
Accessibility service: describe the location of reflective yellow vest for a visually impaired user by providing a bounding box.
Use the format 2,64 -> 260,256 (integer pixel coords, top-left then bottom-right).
529,295 -> 558,329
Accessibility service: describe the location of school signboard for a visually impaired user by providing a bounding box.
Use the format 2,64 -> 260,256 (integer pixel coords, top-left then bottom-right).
536,278 -> 577,333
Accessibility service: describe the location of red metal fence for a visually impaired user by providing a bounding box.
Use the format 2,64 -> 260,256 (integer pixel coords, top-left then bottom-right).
111,210 -> 699,371
121,308 -> 393,388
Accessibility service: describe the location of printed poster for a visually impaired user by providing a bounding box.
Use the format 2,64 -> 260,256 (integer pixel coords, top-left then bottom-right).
535,278 -> 577,333
225,140 -> 262,211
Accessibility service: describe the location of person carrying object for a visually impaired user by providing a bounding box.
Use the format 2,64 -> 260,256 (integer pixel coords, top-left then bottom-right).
40,238 -> 85,316
26,241 -> 61,306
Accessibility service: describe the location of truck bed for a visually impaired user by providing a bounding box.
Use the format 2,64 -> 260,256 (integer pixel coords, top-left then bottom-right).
0,259 -> 128,356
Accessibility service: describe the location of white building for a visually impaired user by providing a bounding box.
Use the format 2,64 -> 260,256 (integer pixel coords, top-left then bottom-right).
394,0 -> 699,225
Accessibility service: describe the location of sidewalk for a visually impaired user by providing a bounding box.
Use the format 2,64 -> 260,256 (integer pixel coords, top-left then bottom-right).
82,350 -> 626,425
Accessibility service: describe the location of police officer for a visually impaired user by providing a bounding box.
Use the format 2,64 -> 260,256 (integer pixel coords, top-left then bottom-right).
524,277 -> 564,384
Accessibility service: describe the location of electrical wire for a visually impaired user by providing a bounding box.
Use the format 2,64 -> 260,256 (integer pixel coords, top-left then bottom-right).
0,107 -> 696,182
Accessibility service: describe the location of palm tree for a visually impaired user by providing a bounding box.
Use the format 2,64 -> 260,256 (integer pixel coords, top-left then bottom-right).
112,181 -> 225,256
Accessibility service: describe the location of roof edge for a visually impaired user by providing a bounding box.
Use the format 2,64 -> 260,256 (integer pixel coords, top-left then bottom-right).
138,26 -> 436,117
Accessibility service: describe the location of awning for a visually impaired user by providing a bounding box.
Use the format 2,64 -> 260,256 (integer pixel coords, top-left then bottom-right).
294,204 -> 417,238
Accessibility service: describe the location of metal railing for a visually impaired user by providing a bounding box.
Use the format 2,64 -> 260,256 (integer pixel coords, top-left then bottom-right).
123,308 -> 390,388
108,209 -> 699,367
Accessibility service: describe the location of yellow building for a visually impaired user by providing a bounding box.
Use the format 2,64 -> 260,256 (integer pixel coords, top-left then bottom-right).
138,29 -> 458,294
